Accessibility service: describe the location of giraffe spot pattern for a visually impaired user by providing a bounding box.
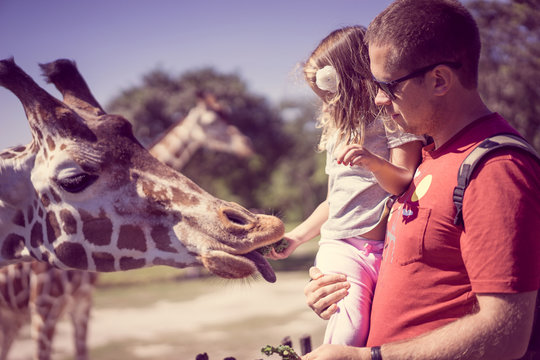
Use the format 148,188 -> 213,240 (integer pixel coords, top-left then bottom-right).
1,234 -> 25,260
59,209 -> 77,235
27,205 -> 34,224
46,211 -> 61,244
12,210 -> 25,227
46,135 -> 55,152
92,252 -> 115,272
41,194 -> 51,208
118,224 -> 147,252
55,242 -> 88,270
34,127 -> 43,142
171,186 -> 200,206
11,276 -> 25,304
0,152 -> 16,160
120,257 -> 145,271
50,187 -> 61,203
151,225 -> 177,253
185,180 -> 203,194
49,276 -> 65,297
0,263 -> 31,309
141,180 -> 171,207
30,222 -> 44,248
79,209 -> 113,246
144,204 -> 169,218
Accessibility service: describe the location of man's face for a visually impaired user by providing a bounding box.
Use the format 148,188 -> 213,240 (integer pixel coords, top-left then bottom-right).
369,44 -> 435,136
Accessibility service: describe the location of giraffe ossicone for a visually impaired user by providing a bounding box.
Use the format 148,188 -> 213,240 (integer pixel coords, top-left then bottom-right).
0,58 -> 284,282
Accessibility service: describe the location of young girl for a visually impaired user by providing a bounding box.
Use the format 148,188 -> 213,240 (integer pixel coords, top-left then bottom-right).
268,26 -> 424,346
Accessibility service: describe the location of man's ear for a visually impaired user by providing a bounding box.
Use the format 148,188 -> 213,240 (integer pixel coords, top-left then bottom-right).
430,65 -> 454,97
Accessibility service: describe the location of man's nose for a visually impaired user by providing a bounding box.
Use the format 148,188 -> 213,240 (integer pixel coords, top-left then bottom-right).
375,88 -> 392,106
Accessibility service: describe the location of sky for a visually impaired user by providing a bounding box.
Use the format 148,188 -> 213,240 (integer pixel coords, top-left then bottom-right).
0,0 -> 393,150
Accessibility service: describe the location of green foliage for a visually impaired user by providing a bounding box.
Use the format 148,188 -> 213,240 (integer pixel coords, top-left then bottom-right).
467,0 -> 540,151
261,344 -> 301,360
257,238 -> 289,256
257,99 -> 327,222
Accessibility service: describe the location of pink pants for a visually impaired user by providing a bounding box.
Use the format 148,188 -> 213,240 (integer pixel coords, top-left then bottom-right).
315,237 -> 383,347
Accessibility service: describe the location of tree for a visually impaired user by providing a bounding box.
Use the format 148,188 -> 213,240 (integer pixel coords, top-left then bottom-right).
467,0 -> 540,150
260,98 -> 327,222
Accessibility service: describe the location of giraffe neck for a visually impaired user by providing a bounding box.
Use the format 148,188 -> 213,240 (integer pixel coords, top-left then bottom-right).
149,123 -> 201,170
149,107 -> 207,170
0,145 -> 37,263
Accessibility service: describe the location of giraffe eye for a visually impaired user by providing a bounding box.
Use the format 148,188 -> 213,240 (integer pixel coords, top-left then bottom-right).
56,173 -> 99,193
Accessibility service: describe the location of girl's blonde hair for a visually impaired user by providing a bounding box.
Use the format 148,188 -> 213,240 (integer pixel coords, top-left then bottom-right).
304,26 -> 380,151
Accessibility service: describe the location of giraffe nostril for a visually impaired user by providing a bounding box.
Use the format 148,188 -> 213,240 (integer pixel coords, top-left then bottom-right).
221,208 -> 252,226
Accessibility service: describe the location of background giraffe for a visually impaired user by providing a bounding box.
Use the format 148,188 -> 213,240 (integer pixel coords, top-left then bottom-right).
0,59 -> 266,360
149,90 -> 254,171
0,262 -> 97,360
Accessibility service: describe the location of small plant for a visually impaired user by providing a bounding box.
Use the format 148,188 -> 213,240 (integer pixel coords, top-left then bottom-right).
261,344 -> 301,360
257,239 -> 289,256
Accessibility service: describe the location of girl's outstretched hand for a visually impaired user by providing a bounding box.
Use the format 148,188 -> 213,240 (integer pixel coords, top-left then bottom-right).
265,234 -> 301,260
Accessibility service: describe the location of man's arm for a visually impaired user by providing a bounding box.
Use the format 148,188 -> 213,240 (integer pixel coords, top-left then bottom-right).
302,289 -> 537,360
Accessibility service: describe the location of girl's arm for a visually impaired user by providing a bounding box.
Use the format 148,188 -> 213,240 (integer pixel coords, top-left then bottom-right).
267,189 -> 329,260
335,140 -> 423,195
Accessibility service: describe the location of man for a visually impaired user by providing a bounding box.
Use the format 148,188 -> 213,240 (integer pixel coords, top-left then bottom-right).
302,0 -> 540,359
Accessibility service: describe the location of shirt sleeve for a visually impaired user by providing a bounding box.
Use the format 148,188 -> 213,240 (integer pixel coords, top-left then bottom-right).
460,150 -> 540,293
385,125 -> 426,149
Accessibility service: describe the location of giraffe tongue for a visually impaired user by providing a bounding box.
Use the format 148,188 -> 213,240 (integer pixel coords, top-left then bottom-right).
243,251 -> 276,283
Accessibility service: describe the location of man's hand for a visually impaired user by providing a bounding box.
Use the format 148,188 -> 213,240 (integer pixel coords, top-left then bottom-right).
304,267 -> 350,320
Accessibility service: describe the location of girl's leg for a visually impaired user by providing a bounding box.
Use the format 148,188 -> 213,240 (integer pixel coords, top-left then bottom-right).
315,238 -> 383,347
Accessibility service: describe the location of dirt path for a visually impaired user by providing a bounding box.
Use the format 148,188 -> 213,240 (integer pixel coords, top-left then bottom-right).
8,272 -> 326,360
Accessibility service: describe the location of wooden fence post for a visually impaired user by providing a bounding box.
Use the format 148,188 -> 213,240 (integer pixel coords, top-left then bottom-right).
299,334 -> 312,355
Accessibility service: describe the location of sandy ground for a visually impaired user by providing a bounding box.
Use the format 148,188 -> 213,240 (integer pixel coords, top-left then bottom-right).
7,272 -> 327,360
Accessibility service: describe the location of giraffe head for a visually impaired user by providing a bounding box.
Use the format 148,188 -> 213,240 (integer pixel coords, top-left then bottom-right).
193,92 -> 254,157
0,58 -> 284,282
148,91 -> 254,170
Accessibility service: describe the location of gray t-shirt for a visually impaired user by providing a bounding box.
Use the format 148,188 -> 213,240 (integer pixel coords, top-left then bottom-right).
320,117 -> 424,240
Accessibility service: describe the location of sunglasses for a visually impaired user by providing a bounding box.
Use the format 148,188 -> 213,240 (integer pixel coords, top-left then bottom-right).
373,61 -> 462,100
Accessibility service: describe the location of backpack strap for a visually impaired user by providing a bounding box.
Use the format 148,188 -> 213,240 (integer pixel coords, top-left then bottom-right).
452,133 -> 540,356
453,133 -> 540,226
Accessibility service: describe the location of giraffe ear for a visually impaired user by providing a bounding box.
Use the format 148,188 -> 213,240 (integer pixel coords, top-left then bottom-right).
40,59 -> 106,117
0,58 -> 96,143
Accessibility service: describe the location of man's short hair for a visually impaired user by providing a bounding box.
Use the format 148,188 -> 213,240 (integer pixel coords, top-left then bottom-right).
365,0 -> 481,89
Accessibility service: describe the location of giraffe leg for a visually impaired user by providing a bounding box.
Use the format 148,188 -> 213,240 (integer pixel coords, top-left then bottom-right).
69,278 -> 95,360
69,300 -> 91,360
31,300 -> 66,360
0,312 -> 25,360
